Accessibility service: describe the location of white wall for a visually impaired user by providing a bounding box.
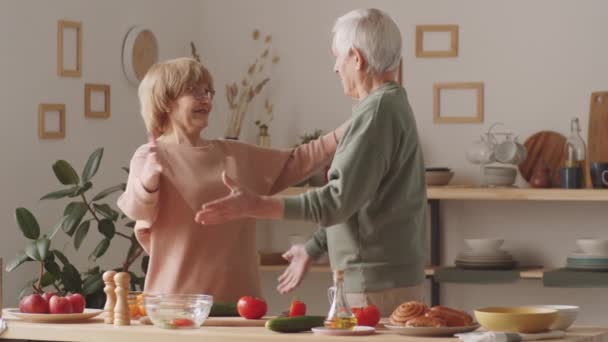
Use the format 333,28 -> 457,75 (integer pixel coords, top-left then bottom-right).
0,0 -> 201,307
198,0 -> 608,324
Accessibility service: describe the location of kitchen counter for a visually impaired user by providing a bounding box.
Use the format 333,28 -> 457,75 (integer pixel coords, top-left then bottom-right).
1,318 -> 608,342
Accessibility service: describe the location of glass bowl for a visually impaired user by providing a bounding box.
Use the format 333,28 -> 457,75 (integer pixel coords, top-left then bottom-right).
144,294 -> 213,329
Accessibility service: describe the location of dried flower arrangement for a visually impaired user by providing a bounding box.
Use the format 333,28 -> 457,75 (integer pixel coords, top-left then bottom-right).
224,29 -> 279,139
254,99 -> 274,130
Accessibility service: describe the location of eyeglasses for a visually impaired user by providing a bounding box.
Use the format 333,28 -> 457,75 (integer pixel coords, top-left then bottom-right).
187,86 -> 216,100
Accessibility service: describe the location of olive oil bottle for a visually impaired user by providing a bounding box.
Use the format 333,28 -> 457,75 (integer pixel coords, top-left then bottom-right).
324,270 -> 357,329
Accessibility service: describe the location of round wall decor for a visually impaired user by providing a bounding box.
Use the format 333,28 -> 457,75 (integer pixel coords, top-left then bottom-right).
122,25 -> 158,86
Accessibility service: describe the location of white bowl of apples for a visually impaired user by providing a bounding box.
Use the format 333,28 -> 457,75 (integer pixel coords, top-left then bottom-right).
8,292 -> 102,322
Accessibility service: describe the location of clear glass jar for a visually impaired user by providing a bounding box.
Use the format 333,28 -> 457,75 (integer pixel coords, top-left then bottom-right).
128,291 -> 146,319
325,270 -> 357,329
564,117 -> 586,168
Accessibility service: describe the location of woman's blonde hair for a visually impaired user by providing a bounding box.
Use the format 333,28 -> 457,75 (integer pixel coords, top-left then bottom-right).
138,57 -> 214,137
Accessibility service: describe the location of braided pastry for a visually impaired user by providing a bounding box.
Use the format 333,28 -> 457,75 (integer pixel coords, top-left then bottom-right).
389,301 -> 429,326
405,316 -> 447,328
425,306 -> 474,327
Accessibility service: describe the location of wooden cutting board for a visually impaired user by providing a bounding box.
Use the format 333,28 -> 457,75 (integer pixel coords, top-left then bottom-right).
518,131 -> 567,187
203,316 -> 270,327
586,91 -> 608,187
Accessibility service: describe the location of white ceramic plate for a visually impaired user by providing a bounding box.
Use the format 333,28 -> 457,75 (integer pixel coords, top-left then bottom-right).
460,250 -> 509,258
5,308 -> 103,323
311,326 -> 376,336
384,324 -> 480,337
568,253 -> 608,260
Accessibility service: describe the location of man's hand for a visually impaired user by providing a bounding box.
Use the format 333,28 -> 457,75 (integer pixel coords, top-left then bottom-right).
195,171 -> 261,224
277,244 -> 312,294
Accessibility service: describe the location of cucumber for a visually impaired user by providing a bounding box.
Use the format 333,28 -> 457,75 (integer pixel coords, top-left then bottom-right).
265,315 -> 325,333
209,302 -> 239,316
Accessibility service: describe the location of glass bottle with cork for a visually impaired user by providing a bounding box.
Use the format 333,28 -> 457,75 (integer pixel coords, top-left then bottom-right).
560,117 -> 586,188
325,270 -> 357,329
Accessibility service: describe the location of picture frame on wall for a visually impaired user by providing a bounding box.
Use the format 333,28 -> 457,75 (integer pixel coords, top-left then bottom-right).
84,84 -> 111,118
57,20 -> 83,77
433,82 -> 484,124
38,103 -> 66,139
416,25 -> 459,58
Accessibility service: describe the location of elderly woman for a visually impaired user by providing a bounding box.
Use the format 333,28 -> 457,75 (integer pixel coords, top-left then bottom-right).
196,8 -> 427,316
117,57 -> 347,302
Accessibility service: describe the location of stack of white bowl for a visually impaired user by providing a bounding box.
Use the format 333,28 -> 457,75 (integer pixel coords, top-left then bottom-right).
455,238 -> 517,270
533,305 -> 579,331
566,239 -> 608,271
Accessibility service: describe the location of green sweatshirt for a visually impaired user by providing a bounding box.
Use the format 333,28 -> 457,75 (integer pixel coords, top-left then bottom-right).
283,82 -> 428,293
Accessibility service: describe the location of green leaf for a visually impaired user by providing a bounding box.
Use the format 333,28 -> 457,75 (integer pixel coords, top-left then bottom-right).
125,221 -> 136,228
49,216 -> 69,240
92,184 -> 126,201
52,160 -> 80,185
74,221 -> 90,250
98,219 -> 115,239
63,202 -> 88,236
15,208 -> 40,240
72,182 -> 93,197
82,148 -> 104,183
36,237 -> 51,261
44,259 -> 61,278
61,264 -> 82,293
93,203 -> 119,221
90,239 -> 110,260
40,272 -> 56,288
6,250 -> 31,272
40,187 -> 79,200
141,255 -> 150,274
52,250 -> 70,266
82,273 -> 104,295
25,241 -> 42,261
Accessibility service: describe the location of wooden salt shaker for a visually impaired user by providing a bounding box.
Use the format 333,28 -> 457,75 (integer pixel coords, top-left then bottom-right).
113,272 -> 131,326
103,270 -> 117,324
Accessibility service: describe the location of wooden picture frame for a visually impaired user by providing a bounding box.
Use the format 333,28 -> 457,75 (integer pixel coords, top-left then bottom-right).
416,25 -> 459,58
38,104 -> 66,139
85,84 -> 111,118
57,20 -> 82,77
433,82 -> 484,124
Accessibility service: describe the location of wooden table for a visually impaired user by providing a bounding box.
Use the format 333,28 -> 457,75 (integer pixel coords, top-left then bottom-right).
1,318 -> 608,342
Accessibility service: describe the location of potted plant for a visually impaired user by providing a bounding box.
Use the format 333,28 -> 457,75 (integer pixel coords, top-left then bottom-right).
5,148 -> 146,308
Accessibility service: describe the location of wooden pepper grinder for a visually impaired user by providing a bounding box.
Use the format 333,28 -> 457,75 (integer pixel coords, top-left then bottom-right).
113,272 -> 131,326
103,270 -> 117,324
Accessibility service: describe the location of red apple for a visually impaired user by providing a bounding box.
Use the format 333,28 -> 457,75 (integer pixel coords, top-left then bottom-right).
21,294 -> 49,314
42,292 -> 57,303
49,296 -> 73,314
66,293 -> 86,313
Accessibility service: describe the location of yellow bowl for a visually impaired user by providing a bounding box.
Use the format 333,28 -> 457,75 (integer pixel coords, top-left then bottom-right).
474,307 -> 558,333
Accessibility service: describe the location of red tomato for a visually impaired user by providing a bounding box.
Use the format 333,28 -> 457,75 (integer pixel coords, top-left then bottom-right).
171,318 -> 194,327
352,304 -> 381,327
237,296 -> 267,319
288,300 -> 306,317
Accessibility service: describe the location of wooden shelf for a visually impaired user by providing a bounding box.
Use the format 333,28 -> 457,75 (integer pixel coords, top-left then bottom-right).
280,186 -> 608,202
260,265 -> 546,279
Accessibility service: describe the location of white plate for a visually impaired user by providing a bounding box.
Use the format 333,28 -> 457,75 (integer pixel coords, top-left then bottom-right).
384,324 -> 480,337
311,326 -> 376,336
4,308 -> 103,323
460,250 -> 509,258
456,256 -> 514,263
568,253 -> 608,260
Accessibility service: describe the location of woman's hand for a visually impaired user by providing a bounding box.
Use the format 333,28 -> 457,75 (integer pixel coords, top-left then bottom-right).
277,244 -> 312,294
138,136 -> 164,192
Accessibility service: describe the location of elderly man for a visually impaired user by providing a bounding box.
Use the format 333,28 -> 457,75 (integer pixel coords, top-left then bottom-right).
196,8 -> 427,316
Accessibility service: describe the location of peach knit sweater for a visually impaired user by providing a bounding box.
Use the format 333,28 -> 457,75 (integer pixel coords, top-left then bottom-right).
117,135 -> 337,302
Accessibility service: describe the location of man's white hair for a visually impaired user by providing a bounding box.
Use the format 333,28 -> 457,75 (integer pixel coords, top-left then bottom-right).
332,8 -> 402,75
